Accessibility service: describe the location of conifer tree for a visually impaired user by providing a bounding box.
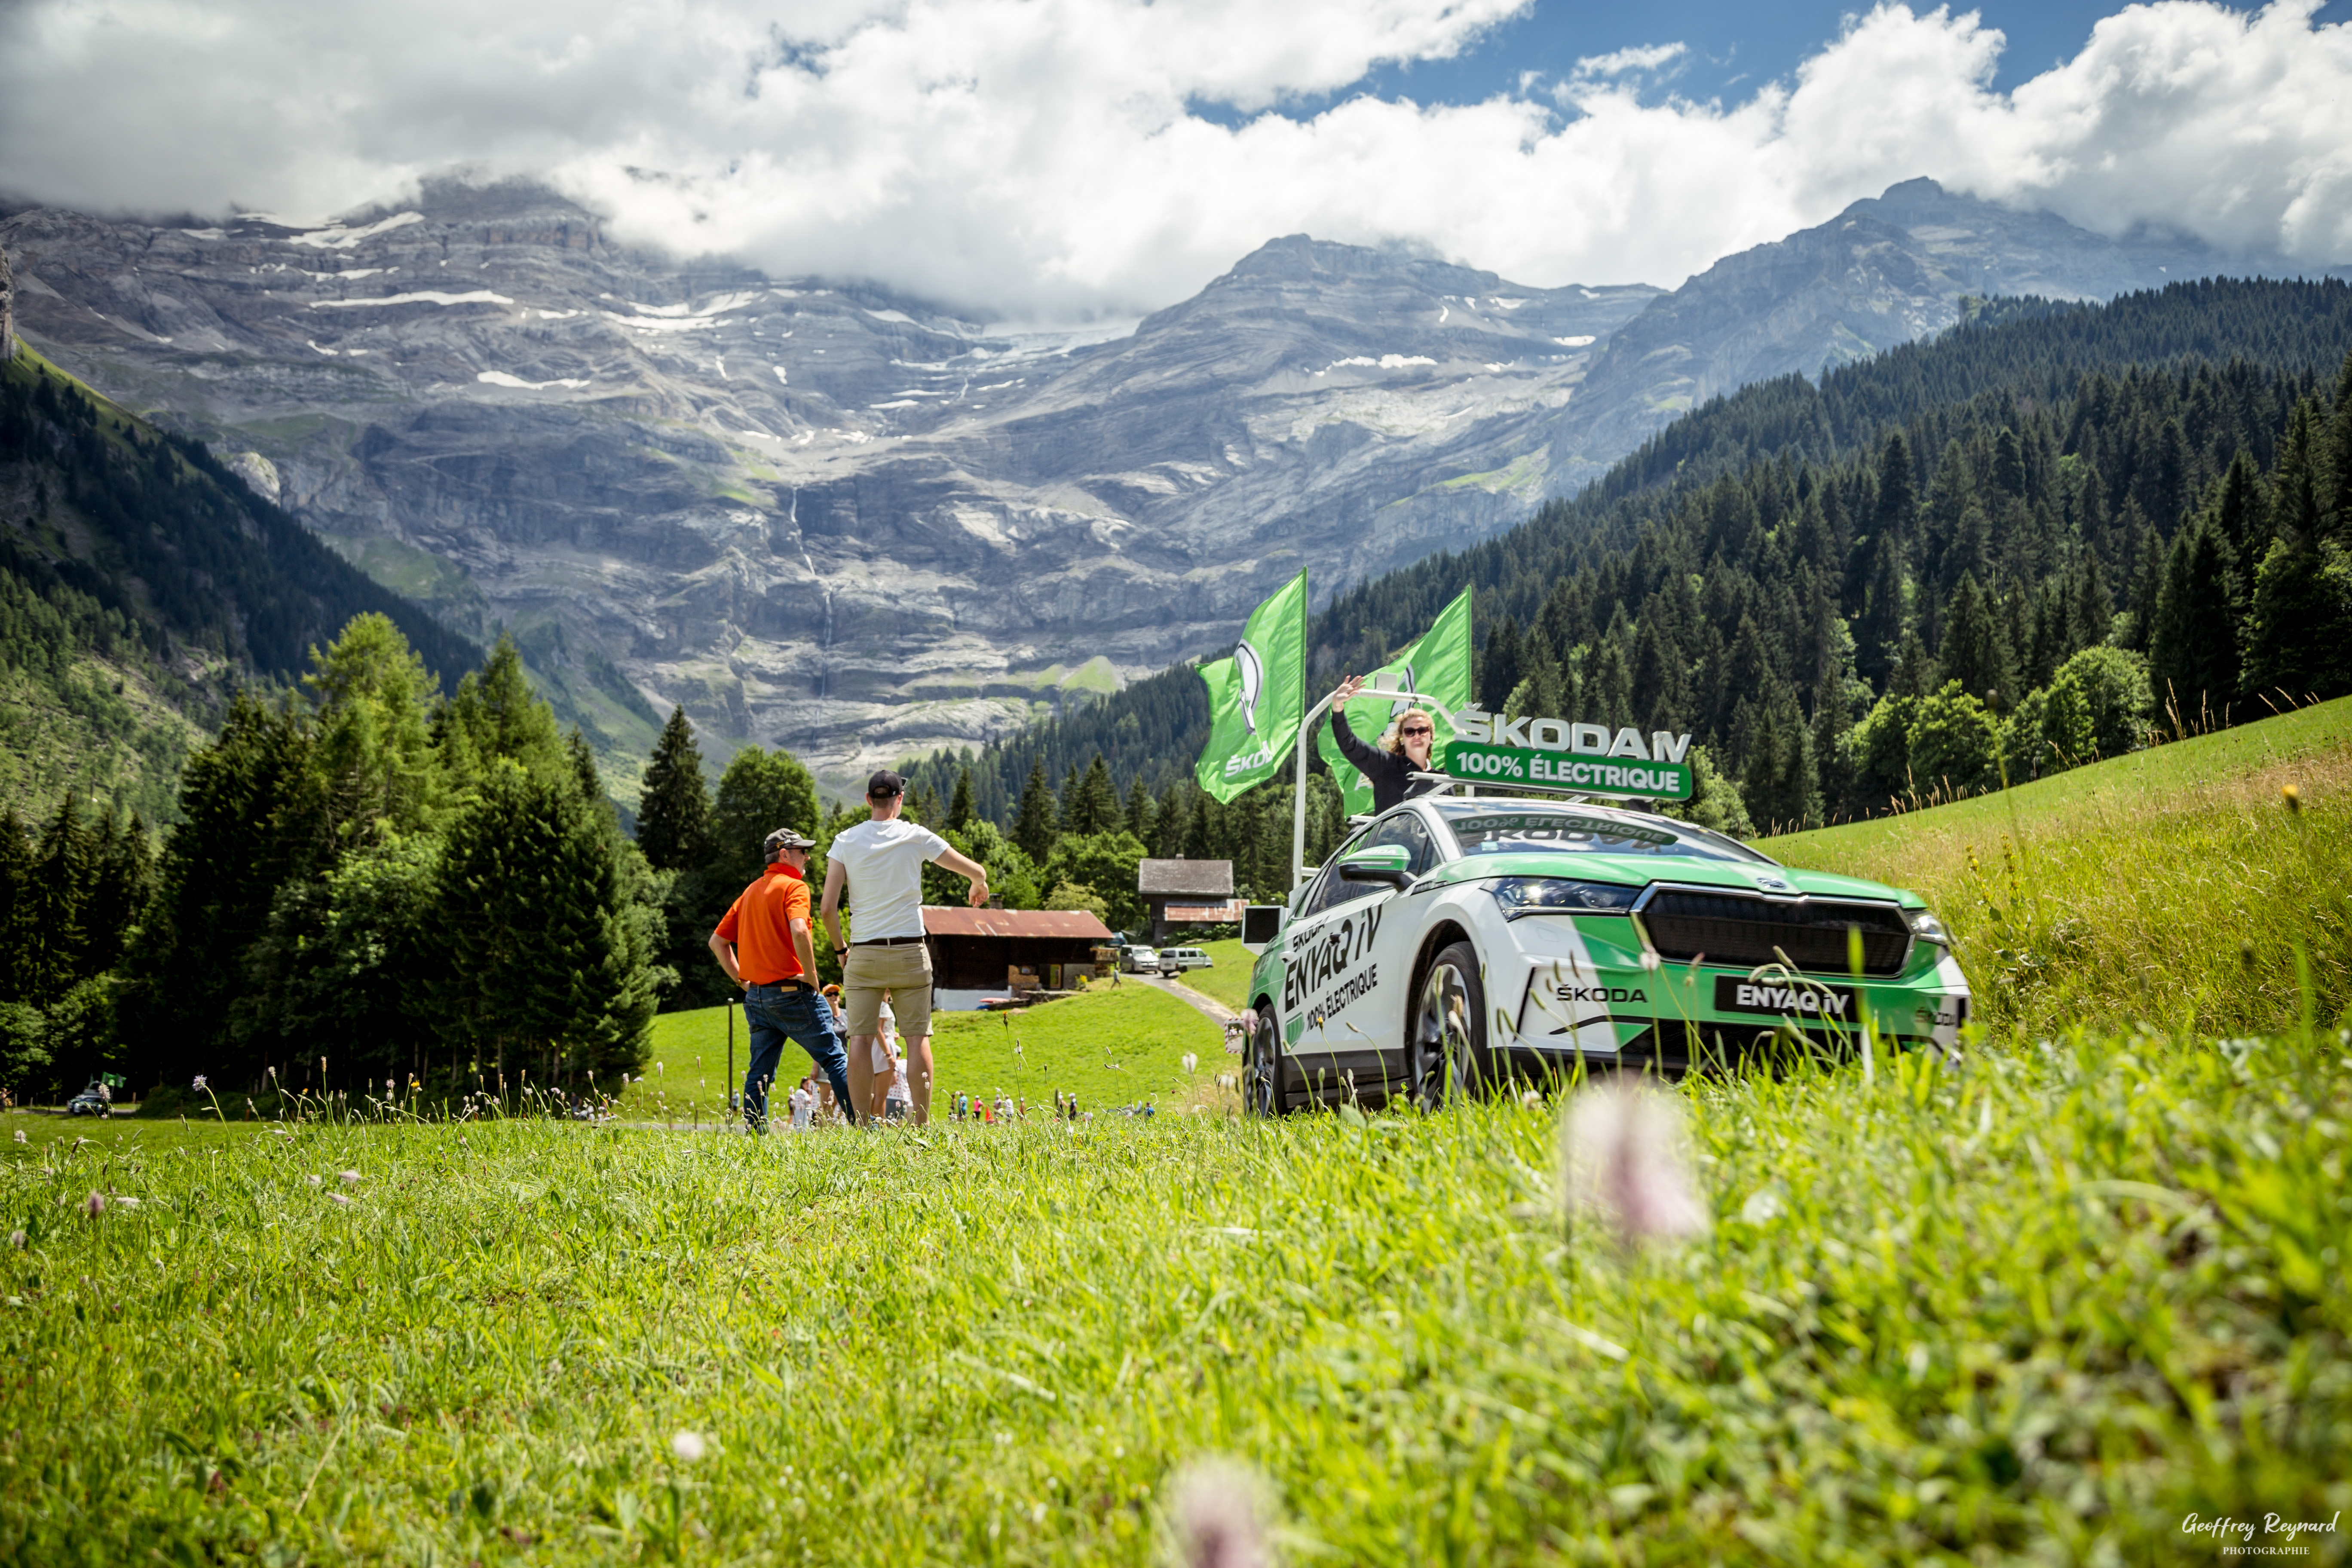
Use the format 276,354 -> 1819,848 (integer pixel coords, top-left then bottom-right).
1855,530 -> 1909,688
1886,629 -> 1940,702
1121,773 -> 1156,845
1738,681 -> 1820,833
1013,759 -> 1060,867
1478,615 -> 1523,710
1938,573 -> 2014,710
1062,754 -> 1121,836
429,761 -> 657,1097
118,696 -> 325,1092
306,612 -> 444,842
947,768 -> 977,833
2148,518 -> 2241,730
2210,450 -> 2269,614
635,707 -> 712,874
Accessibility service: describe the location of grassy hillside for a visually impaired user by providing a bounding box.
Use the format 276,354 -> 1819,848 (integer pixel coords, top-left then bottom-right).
1764,698 -> 2352,1038
616,984 -> 1222,1118
5,1016 -> 2345,1563
0,344 -> 478,819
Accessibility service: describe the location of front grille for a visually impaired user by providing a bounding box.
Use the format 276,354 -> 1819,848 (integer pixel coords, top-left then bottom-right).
1638,889 -> 1910,976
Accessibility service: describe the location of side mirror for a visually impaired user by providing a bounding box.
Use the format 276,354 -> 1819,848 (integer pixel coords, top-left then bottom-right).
1240,903 -> 1286,955
1338,843 -> 1414,890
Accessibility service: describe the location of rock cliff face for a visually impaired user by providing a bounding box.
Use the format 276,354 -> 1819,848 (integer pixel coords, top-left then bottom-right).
0,177 -> 2306,793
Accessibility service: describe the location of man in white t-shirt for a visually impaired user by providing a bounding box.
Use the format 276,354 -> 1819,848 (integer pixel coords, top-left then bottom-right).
821,769 -> 989,1127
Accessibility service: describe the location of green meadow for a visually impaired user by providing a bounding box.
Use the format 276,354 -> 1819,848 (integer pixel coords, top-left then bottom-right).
616,983 -> 1222,1120
1,703 -> 2348,1562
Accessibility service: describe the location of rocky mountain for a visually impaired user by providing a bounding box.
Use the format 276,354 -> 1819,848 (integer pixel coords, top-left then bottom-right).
0,177 -> 2319,796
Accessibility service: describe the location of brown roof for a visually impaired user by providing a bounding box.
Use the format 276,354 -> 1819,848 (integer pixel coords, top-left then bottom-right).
921,906 -> 1113,939
1137,858 -> 1234,896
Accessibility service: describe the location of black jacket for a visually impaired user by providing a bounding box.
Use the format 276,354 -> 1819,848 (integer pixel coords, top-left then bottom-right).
1331,708 -> 1443,815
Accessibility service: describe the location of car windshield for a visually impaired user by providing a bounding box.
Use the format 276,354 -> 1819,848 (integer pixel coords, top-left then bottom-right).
1433,804 -> 1773,864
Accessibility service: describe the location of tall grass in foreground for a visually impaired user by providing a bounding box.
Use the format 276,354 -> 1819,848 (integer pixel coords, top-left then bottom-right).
4,1020 -> 2347,1564
1770,702 -> 2352,1039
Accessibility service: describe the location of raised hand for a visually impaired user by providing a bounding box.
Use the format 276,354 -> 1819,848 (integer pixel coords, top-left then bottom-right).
1333,674 -> 1366,704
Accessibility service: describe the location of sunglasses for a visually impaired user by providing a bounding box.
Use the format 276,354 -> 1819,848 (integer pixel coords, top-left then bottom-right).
1400,725 -> 1434,737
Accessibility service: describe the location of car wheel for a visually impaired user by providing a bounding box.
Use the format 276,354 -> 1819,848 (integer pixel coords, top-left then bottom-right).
1246,1008 -> 1286,1118
1412,940 -> 1491,1108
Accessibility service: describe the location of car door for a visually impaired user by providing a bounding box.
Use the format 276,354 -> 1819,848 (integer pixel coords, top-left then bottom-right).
1286,810 -> 1437,1106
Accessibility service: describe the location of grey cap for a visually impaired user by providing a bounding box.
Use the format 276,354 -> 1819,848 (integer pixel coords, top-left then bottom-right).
763,826 -> 816,853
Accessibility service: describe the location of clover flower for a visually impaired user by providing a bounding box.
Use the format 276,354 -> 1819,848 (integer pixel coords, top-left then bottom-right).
671,1430 -> 707,1463
1167,1458 -> 1272,1568
1560,1079 -> 1709,1248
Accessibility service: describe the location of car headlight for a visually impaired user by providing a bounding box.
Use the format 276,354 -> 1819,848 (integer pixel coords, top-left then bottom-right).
1484,876 -> 1640,919
1906,908 -> 1952,951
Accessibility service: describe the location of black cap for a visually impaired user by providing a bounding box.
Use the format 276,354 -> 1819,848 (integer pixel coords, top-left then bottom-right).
866,769 -> 907,798
763,826 -> 816,854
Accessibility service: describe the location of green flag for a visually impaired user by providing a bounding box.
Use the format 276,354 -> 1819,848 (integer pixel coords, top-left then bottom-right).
1195,570 -> 1308,803
1316,585 -> 1474,814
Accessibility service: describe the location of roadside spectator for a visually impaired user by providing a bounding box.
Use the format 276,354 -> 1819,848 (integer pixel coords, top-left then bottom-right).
789,1077 -> 815,1131
709,826 -> 856,1130
821,770 -> 990,1128
886,1051 -> 911,1122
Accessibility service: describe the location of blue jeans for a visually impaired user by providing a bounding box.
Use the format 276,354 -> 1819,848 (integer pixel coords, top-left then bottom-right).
742,983 -> 854,1126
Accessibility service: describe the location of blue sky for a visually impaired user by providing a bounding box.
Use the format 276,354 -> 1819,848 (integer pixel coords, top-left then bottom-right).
1278,0 -> 2352,112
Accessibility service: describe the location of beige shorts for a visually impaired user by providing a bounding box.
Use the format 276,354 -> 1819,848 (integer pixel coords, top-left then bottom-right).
844,943 -> 933,1039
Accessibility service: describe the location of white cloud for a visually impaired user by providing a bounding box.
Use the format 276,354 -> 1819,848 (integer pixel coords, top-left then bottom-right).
0,0 -> 2346,322
1571,42 -> 1690,79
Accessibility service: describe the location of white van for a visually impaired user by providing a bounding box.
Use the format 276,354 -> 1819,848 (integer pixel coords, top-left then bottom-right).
1159,947 -> 1213,975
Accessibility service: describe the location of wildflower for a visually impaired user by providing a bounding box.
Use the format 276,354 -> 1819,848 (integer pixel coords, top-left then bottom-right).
116,1196 -> 141,1210
339,1170 -> 361,1185
671,1430 -> 707,1463
306,1174 -> 322,1188
6,1231 -> 22,1249
12,1130 -> 22,1145
1182,1053 -> 1199,1074
1560,1080 -> 1709,1248
82,1192 -> 104,1218
191,1075 -> 208,1092
1167,1458 -> 1272,1568
329,1192 -> 352,1206
2283,783 -> 2301,813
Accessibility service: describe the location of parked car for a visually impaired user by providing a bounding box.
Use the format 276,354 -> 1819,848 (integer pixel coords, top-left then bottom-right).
65,1082 -> 112,1118
1119,945 -> 1162,974
1159,947 -> 1214,974
1240,794 -> 1969,1115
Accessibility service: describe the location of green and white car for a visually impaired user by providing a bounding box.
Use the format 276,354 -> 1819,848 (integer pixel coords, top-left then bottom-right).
1240,796 -> 1969,1114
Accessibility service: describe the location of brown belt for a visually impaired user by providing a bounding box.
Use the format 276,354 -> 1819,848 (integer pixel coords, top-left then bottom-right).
851,936 -> 925,947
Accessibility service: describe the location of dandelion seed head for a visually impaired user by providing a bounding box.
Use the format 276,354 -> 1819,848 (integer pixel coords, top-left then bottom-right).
1168,1457 -> 1272,1568
1561,1080 -> 1709,1247
671,1430 -> 706,1463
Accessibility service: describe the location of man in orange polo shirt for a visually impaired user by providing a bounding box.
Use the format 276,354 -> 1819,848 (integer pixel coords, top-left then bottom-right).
708,826 -> 857,1130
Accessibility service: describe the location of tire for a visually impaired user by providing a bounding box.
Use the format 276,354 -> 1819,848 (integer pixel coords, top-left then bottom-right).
1246,1008 -> 1286,1118
1411,940 -> 1492,1108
